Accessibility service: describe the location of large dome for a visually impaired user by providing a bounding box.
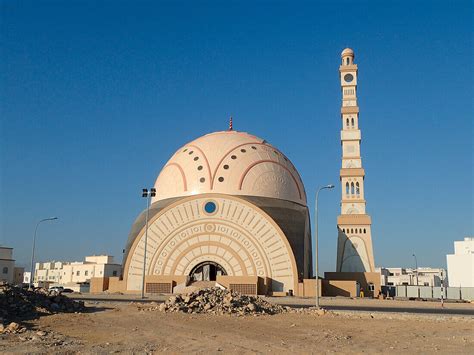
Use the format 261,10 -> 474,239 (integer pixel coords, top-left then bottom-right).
152,130 -> 307,205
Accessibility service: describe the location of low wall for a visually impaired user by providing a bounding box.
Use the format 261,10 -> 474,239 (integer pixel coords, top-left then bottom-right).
322,280 -> 357,297
216,275 -> 266,295
108,277 -> 127,293
90,277 -> 109,294
325,272 -> 381,297
299,279 -> 322,297
396,285 -> 474,301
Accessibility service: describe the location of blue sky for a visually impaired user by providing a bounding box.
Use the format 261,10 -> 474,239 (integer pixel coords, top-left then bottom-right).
1,1 -> 472,273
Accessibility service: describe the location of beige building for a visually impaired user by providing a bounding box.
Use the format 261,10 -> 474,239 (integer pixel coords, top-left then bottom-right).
61,255 -> 121,284
0,246 -> 15,283
336,48 -> 375,272
120,128 -> 312,296
34,255 -> 121,287
34,261 -> 66,284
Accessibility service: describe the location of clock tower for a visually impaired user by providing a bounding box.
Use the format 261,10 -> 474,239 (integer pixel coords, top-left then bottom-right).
336,48 -> 375,272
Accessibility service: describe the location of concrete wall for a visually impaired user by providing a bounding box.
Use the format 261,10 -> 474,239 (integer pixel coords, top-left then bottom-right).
300,279 -> 322,297
322,280 -> 357,297
325,272 -> 381,297
396,285 -> 474,301
90,277 -> 110,293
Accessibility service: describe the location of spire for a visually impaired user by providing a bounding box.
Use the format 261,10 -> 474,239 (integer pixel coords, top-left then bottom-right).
228,116 -> 233,131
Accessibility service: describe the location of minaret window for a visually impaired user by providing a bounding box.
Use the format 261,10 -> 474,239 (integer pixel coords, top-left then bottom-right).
351,118 -> 354,128
351,182 -> 355,195
345,182 -> 349,195
356,182 -> 360,195
346,118 -> 349,127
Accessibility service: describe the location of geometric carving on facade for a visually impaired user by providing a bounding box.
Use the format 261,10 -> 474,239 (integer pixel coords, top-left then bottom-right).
124,194 -> 299,293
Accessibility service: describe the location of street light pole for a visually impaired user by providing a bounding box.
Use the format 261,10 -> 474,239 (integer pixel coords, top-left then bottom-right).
30,217 -> 58,289
412,253 -> 419,286
141,188 -> 156,299
315,184 -> 335,308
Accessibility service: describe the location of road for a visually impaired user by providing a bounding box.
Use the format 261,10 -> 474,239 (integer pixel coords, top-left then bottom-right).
68,294 -> 474,317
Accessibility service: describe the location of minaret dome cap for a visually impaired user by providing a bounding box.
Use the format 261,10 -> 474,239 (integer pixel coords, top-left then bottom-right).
341,48 -> 355,57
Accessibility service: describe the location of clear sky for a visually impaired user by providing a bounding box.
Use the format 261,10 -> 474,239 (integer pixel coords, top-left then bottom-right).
1,1 -> 472,273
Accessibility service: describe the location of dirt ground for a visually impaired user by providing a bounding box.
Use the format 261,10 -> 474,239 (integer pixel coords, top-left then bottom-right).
1,301 -> 473,354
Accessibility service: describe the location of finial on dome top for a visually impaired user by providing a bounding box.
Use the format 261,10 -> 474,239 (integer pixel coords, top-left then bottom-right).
229,116 -> 233,131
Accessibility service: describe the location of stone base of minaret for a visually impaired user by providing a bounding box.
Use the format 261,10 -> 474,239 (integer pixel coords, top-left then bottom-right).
336,215 -> 375,272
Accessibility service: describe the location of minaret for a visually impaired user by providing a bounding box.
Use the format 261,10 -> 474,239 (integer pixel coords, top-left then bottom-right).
336,48 -> 375,272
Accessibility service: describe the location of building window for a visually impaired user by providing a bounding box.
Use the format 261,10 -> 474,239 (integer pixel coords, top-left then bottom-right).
2,267 -> 8,274
112,271 -> 117,277
85,271 -> 89,276
76,271 -> 80,276
368,283 -> 375,292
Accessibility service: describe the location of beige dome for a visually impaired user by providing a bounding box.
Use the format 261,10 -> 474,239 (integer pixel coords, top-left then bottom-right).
341,48 -> 354,57
152,130 -> 307,205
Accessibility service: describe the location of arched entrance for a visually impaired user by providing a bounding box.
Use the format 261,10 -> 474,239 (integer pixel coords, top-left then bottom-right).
190,261 -> 227,282
124,194 -> 299,294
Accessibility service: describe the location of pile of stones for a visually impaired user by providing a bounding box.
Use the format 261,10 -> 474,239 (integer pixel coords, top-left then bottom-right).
0,282 -> 85,333
153,287 -> 288,315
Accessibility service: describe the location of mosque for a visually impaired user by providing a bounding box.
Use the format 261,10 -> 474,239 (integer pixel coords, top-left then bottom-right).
92,48 -> 380,297
121,128 -> 312,295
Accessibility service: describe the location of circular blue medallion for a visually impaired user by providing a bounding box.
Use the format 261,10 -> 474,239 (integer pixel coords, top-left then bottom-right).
204,201 -> 217,214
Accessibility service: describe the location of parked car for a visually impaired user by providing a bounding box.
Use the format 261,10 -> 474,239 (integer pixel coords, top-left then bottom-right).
61,288 -> 74,293
49,286 -> 64,292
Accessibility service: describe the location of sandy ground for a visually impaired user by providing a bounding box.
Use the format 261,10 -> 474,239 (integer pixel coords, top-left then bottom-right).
1,301 -> 473,354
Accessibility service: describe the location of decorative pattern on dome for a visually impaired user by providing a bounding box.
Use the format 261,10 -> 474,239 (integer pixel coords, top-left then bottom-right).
152,130 -> 307,205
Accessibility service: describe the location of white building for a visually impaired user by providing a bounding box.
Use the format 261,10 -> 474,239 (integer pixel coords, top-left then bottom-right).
0,246 -> 15,283
378,267 -> 446,287
23,271 -> 31,284
61,255 -> 121,284
34,255 -> 121,288
447,237 -> 474,287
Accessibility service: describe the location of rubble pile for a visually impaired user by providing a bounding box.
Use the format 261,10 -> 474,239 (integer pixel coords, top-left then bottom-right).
151,287 -> 288,315
0,282 -> 85,331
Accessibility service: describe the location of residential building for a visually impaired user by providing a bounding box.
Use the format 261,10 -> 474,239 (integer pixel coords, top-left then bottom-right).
23,271 -> 31,284
0,246 -> 15,283
61,255 -> 121,284
34,255 -> 121,288
378,267 -> 446,287
447,237 -> 474,287
13,267 -> 25,284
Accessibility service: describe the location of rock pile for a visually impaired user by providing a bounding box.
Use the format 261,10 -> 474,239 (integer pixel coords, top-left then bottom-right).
151,287 -> 287,315
0,282 -> 85,332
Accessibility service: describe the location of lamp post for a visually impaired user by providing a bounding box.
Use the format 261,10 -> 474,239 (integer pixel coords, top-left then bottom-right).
315,184 -> 335,308
30,217 -> 58,289
141,188 -> 156,299
412,253 -> 419,286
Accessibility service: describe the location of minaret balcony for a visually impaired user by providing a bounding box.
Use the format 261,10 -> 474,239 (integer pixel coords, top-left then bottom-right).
341,130 -> 361,141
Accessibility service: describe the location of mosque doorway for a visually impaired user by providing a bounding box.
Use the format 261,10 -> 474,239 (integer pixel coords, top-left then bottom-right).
190,261 -> 227,282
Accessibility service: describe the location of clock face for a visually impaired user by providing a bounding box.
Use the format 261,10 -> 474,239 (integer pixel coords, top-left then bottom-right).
344,73 -> 354,83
